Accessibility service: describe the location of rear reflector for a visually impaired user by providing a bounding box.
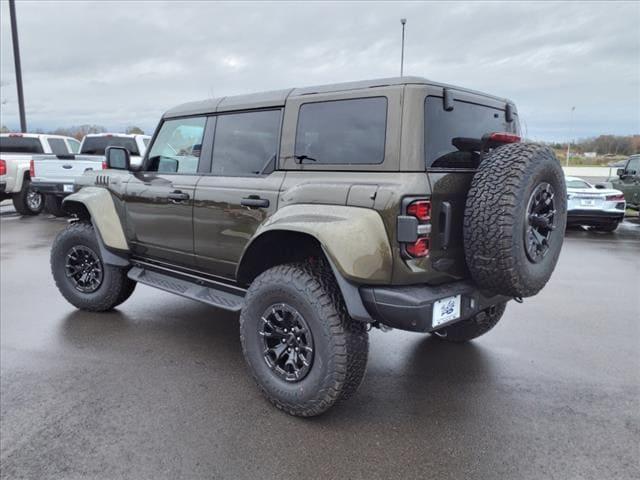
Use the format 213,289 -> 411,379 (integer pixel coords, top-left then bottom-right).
407,200 -> 431,221
406,238 -> 429,257
0,160 -> 6,176
30,159 -> 35,178
606,193 -> 625,202
488,132 -> 521,144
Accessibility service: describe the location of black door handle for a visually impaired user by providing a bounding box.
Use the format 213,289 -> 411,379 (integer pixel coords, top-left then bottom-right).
241,196 -> 270,208
168,191 -> 190,202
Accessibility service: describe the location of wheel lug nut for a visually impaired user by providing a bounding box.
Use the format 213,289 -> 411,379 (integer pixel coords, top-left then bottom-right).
297,337 -> 301,341
288,347 -> 292,352
295,347 -> 299,352
284,329 -> 287,333
281,339 -> 286,343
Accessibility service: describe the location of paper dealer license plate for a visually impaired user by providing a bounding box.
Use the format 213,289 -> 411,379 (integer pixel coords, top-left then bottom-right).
432,295 -> 461,327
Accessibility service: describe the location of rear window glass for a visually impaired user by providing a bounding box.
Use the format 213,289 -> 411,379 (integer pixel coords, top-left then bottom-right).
295,97 -> 387,165
425,97 -> 518,169
81,136 -> 139,156
47,138 -> 70,155
0,136 -> 44,154
566,180 -> 590,189
67,138 -> 80,153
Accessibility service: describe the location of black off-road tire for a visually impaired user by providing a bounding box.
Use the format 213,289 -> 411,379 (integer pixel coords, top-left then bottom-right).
593,222 -> 619,233
432,302 -> 507,343
44,195 -> 67,217
51,222 -> 136,311
464,143 -> 567,298
240,261 -> 369,417
12,178 -> 44,215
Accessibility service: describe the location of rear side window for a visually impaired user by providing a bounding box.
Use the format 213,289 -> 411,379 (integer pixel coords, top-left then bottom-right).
146,116 -> 206,174
0,136 -> 44,154
211,109 -> 281,176
425,97 -> 518,169
81,136 -> 140,156
67,138 -> 80,153
48,138 -> 70,155
295,97 -> 387,165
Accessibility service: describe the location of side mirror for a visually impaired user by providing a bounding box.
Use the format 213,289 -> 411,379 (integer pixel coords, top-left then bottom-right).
158,157 -> 179,173
105,147 -> 130,170
628,169 -> 637,176
616,168 -> 625,177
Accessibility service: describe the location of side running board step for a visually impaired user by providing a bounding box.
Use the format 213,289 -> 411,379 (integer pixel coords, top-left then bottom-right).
127,266 -> 244,312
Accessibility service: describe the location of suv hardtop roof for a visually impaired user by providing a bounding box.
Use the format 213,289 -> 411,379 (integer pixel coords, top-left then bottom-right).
164,76 -> 513,119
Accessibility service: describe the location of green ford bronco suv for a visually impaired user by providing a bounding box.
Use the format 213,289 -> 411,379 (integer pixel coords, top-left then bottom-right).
51,77 -> 567,416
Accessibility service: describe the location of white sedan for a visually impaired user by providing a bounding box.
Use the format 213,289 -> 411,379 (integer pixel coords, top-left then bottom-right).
566,176 -> 626,232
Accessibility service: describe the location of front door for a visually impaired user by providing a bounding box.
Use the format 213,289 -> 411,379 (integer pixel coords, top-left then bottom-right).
613,156 -> 640,207
123,116 -> 208,267
193,109 -> 284,279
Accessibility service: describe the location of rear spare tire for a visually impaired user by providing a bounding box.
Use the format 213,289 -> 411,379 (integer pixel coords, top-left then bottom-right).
464,143 -> 567,298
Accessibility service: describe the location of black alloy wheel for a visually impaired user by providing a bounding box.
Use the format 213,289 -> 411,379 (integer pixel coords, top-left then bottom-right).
524,182 -> 556,263
65,245 -> 104,293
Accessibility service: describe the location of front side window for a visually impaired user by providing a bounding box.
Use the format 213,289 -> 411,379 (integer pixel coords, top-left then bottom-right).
211,109 -> 281,176
626,156 -> 639,174
295,97 -> 387,165
48,138 -> 69,155
146,117 -> 206,174
425,96 -> 519,169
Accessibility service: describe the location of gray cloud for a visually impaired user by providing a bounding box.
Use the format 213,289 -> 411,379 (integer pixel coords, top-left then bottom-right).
1,0 -> 638,141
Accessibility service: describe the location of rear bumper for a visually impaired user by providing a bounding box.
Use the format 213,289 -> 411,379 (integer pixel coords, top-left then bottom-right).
360,281 -> 510,332
567,209 -> 624,226
31,181 -> 74,197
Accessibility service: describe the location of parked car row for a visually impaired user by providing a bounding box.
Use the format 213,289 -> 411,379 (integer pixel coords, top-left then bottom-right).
0,132 -> 150,216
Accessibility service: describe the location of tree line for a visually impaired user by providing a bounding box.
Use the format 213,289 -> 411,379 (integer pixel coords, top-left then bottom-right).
547,135 -> 640,156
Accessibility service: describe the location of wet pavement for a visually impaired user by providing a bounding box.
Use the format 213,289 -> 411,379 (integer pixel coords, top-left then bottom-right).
1,203 -> 639,479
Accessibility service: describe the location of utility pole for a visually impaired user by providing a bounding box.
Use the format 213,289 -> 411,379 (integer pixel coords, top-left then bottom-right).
566,106 -> 575,167
9,0 -> 27,132
400,18 -> 406,77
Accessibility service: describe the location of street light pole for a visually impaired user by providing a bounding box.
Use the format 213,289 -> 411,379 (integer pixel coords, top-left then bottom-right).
8,0 -> 27,133
566,106 -> 575,167
400,18 -> 406,77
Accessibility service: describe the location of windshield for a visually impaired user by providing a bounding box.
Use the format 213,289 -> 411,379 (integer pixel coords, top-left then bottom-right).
0,136 -> 44,154
566,179 -> 591,189
425,96 -> 519,169
81,136 -> 139,156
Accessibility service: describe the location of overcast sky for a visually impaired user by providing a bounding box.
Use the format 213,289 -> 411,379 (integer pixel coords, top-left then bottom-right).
1,1 -> 638,141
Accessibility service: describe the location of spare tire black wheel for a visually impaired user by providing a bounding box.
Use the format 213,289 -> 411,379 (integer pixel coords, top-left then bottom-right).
464,143 -> 567,298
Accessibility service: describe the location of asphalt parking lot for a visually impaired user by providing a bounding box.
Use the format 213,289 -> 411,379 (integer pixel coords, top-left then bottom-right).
1,204 -> 639,480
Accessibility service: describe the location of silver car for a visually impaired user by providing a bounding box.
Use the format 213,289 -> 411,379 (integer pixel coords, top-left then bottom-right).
566,176 -> 626,232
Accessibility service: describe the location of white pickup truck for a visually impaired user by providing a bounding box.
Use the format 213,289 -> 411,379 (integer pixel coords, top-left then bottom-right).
31,133 -> 150,216
0,133 -> 80,215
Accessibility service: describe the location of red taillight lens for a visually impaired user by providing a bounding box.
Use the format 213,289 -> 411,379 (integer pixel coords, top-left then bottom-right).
488,132 -> 521,144
406,238 -> 429,257
101,161 -> 107,170
29,159 -> 35,178
0,160 -> 6,176
606,193 -> 625,202
407,200 -> 431,221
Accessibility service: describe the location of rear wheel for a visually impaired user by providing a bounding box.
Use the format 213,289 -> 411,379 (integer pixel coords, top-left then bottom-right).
240,261 -> 369,417
44,195 -> 67,217
51,222 -> 136,311
12,178 -> 43,215
432,303 -> 507,343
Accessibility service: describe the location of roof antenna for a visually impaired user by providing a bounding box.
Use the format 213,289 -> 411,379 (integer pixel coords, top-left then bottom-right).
400,18 -> 407,77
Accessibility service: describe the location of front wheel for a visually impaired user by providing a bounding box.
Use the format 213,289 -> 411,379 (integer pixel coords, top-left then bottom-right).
240,262 -> 369,417
12,178 -> 44,215
51,222 -> 136,311
432,303 -> 507,343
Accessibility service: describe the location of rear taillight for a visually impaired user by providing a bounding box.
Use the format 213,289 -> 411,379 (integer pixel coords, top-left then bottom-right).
401,198 -> 432,258
29,159 -> 35,178
0,160 -> 6,176
488,132 -> 521,144
407,200 -> 431,221
606,193 -> 625,202
101,161 -> 107,170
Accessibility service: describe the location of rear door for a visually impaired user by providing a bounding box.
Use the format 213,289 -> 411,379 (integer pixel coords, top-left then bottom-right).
615,156 -> 640,206
123,116 -> 209,267
193,109 -> 284,279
